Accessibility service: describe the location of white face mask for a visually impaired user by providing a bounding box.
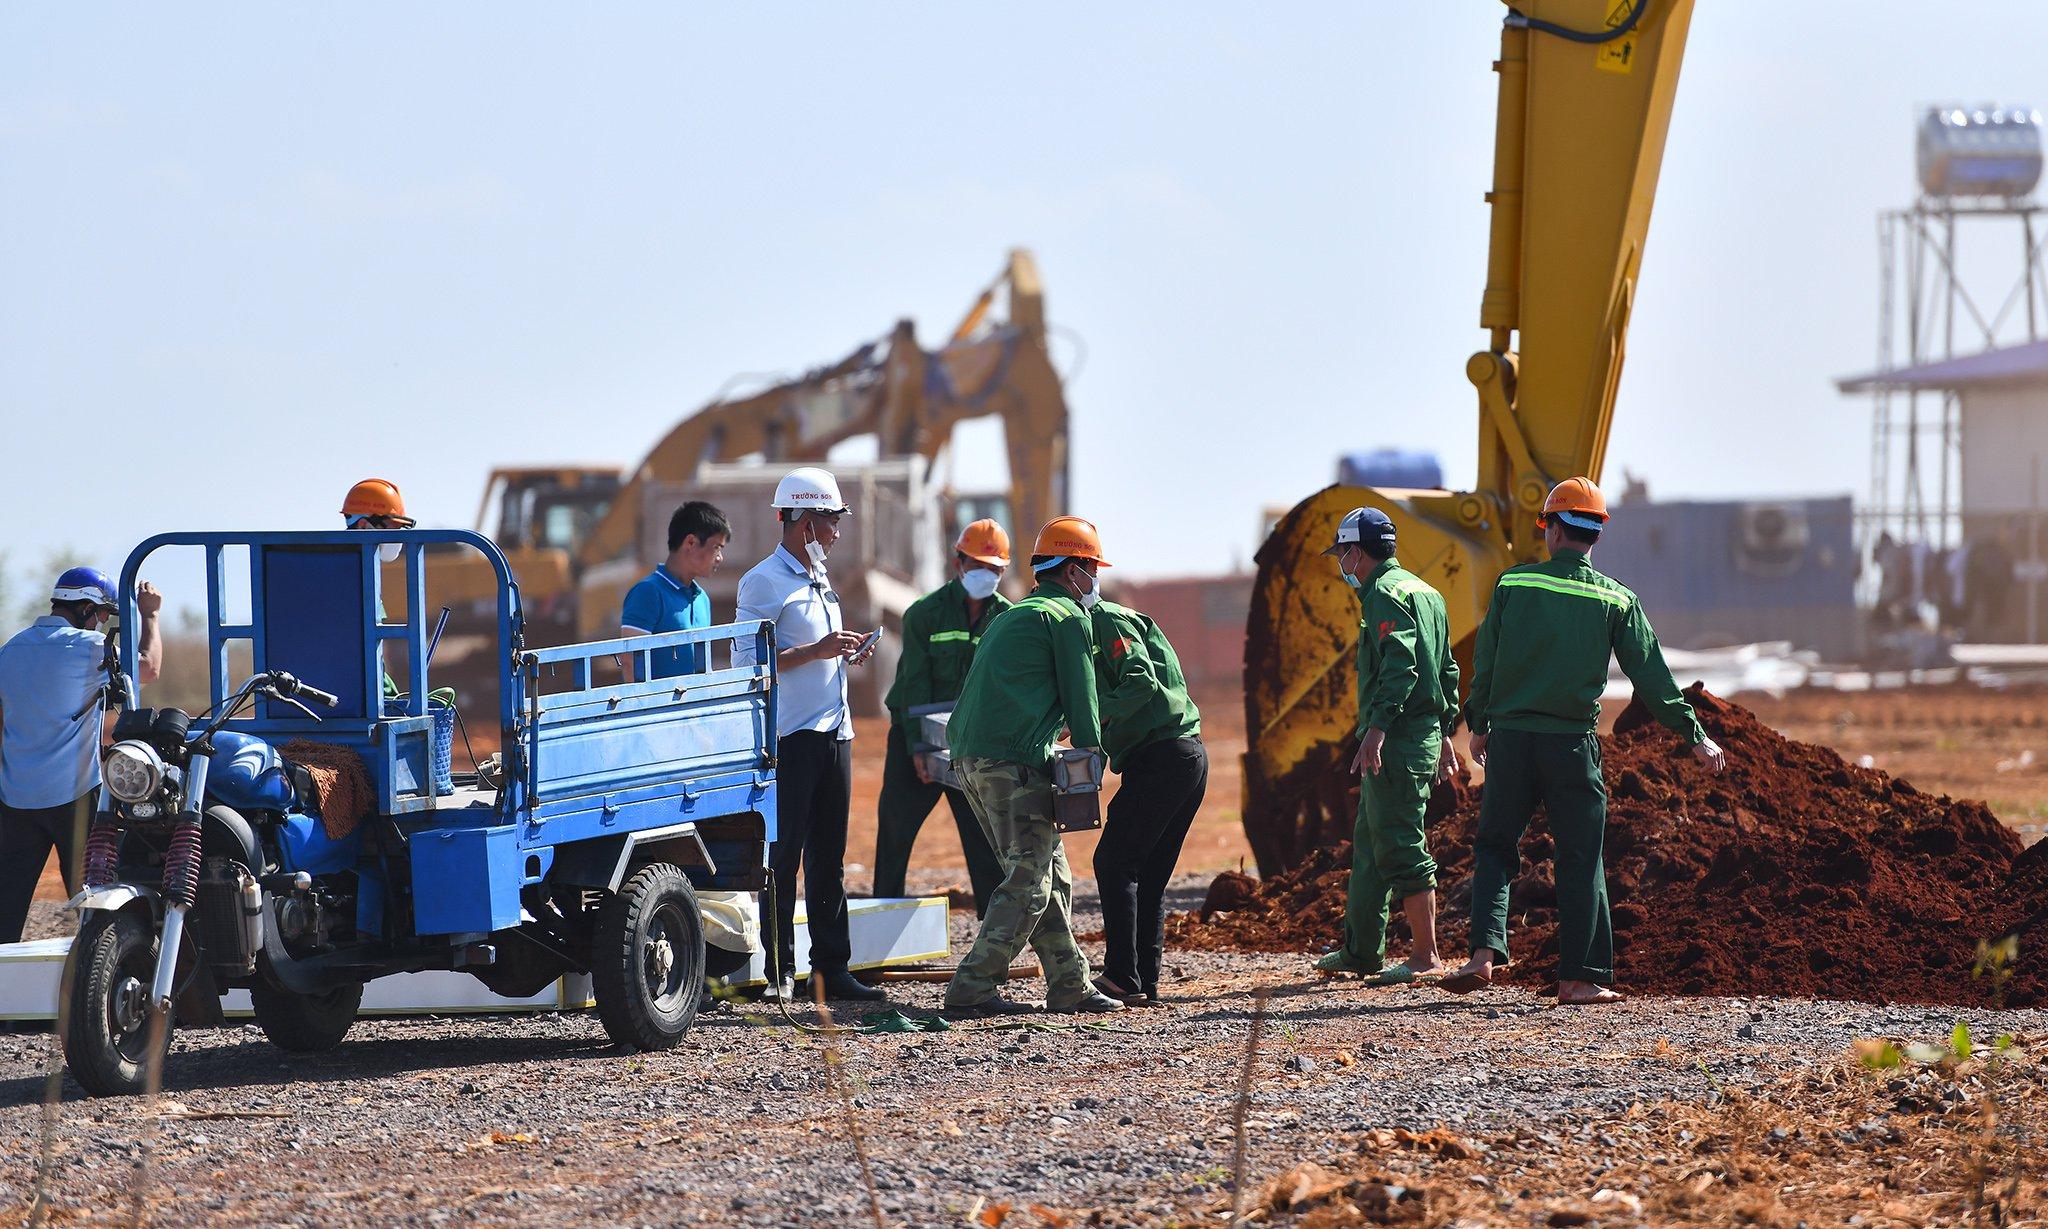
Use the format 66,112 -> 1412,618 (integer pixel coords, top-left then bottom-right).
1073,566 -> 1101,610
378,542 -> 402,564
802,518 -> 831,569
960,568 -> 1000,600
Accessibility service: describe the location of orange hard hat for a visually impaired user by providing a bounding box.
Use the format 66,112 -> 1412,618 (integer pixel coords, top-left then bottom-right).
1031,515 -> 1111,567
955,519 -> 1012,567
1536,476 -> 1608,532
341,478 -> 416,528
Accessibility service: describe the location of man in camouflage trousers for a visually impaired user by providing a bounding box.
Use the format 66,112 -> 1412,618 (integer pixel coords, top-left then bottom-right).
942,516 -> 1126,1018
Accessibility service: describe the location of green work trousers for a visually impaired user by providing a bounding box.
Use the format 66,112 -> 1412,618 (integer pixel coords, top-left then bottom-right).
1468,727 -> 1613,985
872,725 -> 1003,914
943,756 -> 1093,1009
1342,727 -> 1441,968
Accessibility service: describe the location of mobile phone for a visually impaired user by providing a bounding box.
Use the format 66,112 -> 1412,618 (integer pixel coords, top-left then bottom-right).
854,628 -> 882,658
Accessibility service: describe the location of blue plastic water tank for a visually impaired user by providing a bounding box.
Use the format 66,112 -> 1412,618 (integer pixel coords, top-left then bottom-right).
1338,450 -> 1444,491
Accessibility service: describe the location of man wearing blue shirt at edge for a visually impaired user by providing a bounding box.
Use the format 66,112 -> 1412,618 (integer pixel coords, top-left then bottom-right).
620,501 -> 730,682
0,567 -> 166,944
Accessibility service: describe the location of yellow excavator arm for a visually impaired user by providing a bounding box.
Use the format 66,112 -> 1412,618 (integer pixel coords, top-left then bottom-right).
576,249 -> 1067,576
1242,0 -> 1696,873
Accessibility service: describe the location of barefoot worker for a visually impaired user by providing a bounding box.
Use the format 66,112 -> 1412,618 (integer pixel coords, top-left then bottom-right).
1444,478 -> 1727,1005
1311,507 -> 1460,987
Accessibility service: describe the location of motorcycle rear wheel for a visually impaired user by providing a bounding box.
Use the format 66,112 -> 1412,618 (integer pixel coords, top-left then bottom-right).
250,983 -> 362,1053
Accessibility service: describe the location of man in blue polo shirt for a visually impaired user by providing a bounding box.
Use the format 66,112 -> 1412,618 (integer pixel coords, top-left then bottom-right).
621,500 -> 730,681
0,567 -> 165,943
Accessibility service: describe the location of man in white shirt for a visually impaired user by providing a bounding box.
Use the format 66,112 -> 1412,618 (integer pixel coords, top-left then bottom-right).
734,467 -> 883,1003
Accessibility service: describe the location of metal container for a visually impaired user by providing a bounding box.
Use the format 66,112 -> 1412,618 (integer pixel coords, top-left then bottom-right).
924,748 -> 961,791
1918,105 -> 2043,200
914,706 -> 953,754
1050,746 -> 1104,833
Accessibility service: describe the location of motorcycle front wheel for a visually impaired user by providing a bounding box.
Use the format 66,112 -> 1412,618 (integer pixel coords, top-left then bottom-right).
64,910 -> 173,1098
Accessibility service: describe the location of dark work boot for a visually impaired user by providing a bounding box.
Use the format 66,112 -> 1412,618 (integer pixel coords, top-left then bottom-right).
808,968 -> 886,1002
1049,990 -> 1126,1015
941,995 -> 1041,1020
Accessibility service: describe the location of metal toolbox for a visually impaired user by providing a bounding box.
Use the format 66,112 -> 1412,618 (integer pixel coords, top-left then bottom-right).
1051,746 -> 1105,833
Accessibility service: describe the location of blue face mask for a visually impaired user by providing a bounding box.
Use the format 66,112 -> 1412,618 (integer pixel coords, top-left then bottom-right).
1338,546 -> 1364,589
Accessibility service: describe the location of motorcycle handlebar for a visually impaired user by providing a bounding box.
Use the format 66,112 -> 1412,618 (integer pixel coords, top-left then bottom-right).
266,671 -> 339,708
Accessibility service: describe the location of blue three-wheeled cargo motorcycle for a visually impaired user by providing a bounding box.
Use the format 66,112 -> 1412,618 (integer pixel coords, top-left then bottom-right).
64,530 -> 778,1096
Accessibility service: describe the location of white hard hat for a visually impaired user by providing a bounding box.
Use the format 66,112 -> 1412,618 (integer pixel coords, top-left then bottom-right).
772,466 -> 851,514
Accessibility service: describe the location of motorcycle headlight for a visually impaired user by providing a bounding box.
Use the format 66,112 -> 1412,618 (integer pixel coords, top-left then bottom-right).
104,740 -> 165,804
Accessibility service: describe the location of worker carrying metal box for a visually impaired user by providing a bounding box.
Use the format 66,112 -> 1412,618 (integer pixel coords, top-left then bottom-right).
1086,594 -> 1205,1008
942,516 -> 1124,1019
872,519 -> 1011,914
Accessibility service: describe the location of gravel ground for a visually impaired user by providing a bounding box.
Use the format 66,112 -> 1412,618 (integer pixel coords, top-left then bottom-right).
5,879 -> 2045,1226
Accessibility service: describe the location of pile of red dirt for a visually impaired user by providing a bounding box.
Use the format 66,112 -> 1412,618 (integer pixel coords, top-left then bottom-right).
1172,687 -> 2048,1007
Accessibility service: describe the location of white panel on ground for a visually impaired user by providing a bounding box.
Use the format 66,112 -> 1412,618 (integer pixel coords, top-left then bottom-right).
0,896 -> 950,1022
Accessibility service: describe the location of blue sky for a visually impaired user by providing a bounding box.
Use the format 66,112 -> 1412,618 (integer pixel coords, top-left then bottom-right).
5,2 -> 2047,594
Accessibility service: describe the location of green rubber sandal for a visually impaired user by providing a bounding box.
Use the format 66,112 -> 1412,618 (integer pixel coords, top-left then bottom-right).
1362,961 -> 1445,987
1313,950 -> 1374,976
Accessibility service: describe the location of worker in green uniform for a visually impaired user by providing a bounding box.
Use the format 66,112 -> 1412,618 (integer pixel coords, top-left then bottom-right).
1443,477 -> 1728,1005
872,519 -> 1012,913
1312,507 -> 1461,986
1088,596 -> 1205,1005
942,516 -> 1125,1019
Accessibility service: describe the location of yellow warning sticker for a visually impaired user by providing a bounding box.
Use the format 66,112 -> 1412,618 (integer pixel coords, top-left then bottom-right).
1596,0 -> 1636,73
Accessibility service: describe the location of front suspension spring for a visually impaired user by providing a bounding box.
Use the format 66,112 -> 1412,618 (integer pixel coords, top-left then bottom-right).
82,821 -> 120,889
162,819 -> 204,909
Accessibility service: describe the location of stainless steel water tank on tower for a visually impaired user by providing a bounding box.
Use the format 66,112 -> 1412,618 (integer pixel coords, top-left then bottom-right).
1917,105 -> 2044,199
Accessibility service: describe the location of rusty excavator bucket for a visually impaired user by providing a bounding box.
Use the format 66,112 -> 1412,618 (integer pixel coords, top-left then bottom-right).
1241,0 -> 1696,876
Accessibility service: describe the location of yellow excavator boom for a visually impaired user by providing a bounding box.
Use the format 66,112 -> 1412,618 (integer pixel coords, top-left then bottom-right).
1242,0 -> 1696,873
575,249 -> 1066,578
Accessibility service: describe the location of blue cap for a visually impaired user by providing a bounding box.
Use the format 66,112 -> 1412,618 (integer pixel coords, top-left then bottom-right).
1552,509 -> 1606,533
51,566 -> 117,608
1324,507 -> 1397,555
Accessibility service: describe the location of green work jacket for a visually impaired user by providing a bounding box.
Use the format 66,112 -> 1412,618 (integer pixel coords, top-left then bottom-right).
1354,558 -> 1459,744
1463,548 -> 1704,745
1088,600 -> 1202,773
946,581 -> 1103,767
882,578 -> 1010,739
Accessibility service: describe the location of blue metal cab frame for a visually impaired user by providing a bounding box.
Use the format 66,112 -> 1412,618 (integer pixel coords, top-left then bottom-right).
115,530 -> 777,938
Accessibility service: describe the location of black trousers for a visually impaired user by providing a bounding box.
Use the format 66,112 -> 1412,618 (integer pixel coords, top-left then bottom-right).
0,792 -> 93,945
1092,737 -> 1208,995
872,724 -> 1003,914
770,731 -> 854,978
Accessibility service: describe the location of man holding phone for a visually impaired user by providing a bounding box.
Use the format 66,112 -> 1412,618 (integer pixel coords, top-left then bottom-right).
734,467 -> 883,1003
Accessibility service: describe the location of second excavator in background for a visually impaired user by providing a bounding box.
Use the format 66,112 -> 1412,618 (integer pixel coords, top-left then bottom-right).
1242,0 -> 1696,873
396,249 -> 1071,714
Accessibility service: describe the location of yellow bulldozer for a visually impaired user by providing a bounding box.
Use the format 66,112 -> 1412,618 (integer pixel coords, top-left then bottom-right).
1244,0 -> 1695,873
